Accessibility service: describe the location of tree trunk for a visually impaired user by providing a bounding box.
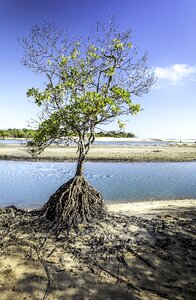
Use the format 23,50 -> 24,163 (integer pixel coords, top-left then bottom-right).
75,136 -> 86,176
75,153 -> 85,176
41,134 -> 107,230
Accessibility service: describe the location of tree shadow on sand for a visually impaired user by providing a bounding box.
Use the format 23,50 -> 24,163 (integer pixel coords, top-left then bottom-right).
0,205 -> 195,300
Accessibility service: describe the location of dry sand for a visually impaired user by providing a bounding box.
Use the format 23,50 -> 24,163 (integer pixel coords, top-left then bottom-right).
0,142 -> 196,162
108,198 -> 196,217
0,199 -> 195,300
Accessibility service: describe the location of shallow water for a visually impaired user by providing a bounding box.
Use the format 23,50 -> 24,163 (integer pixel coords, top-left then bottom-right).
0,139 -> 170,146
0,160 -> 196,208
0,139 -> 27,144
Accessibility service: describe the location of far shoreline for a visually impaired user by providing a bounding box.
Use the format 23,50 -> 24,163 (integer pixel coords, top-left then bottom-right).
1,155 -> 196,163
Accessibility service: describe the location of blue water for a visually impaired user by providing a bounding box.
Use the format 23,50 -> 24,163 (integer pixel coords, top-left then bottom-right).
94,141 -> 170,145
0,139 -> 170,146
0,139 -> 27,144
0,160 -> 196,208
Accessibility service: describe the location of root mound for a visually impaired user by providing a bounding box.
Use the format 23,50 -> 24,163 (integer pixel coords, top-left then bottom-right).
41,175 -> 107,230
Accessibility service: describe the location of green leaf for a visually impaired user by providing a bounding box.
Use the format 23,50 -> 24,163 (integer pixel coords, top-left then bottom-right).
118,120 -> 125,129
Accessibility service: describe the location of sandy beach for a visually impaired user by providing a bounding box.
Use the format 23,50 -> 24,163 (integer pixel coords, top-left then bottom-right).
0,138 -> 196,162
0,199 -> 195,300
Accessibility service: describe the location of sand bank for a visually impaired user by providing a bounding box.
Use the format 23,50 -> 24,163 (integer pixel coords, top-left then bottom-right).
108,198 -> 196,217
0,199 -> 195,299
0,143 -> 196,162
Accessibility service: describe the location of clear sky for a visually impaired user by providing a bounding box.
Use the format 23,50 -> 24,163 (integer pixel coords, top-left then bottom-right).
0,0 -> 196,139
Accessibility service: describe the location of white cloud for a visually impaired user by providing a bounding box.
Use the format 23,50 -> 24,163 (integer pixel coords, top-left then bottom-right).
154,64 -> 196,84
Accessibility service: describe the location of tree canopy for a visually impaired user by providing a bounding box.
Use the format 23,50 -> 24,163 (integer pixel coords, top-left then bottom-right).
20,19 -> 155,160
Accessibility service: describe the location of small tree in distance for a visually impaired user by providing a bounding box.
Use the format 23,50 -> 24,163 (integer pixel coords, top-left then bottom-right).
20,19 -> 155,230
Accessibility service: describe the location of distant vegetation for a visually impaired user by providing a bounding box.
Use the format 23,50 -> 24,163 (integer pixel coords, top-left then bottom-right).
0,128 -> 35,138
0,128 -> 136,139
95,131 -> 136,138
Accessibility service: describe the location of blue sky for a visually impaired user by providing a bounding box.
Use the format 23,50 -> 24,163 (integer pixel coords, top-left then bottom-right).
0,0 -> 196,139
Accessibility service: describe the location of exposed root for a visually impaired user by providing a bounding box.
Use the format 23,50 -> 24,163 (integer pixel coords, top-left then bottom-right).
0,206 -> 195,299
41,175 -> 107,230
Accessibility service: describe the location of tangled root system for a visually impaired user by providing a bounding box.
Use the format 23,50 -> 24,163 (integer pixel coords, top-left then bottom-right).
41,175 -> 107,230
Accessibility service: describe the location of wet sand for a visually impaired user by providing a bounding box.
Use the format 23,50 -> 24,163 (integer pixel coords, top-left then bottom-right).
0,199 -> 195,300
0,142 -> 196,162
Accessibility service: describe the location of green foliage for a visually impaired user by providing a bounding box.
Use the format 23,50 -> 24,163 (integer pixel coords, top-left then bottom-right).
117,120 -> 125,130
20,20 -> 155,156
95,131 -> 136,138
0,128 -> 35,138
0,128 -> 136,140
